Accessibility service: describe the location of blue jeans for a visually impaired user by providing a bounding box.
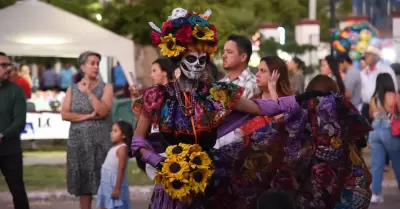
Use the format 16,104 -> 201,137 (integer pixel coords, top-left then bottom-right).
368,119 -> 400,194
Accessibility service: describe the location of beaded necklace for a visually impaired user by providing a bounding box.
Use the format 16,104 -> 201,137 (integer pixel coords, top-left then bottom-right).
165,81 -> 197,117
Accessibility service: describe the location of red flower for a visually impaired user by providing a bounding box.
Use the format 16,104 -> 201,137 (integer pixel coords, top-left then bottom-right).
175,24 -> 193,44
209,24 -> 218,46
162,20 -> 173,35
151,31 -> 161,46
142,87 -> 164,114
312,163 -> 334,188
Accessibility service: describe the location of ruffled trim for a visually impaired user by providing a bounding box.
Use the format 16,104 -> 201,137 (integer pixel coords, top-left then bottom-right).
150,186 -> 191,209
154,82 -> 244,136
141,86 -> 165,123
132,95 -> 143,113
203,82 -> 244,129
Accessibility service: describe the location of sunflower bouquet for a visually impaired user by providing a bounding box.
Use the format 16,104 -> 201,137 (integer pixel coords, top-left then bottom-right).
155,143 -> 214,202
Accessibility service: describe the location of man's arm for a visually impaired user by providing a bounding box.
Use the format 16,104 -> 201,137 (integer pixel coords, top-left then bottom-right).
344,70 -> 358,99
2,87 -> 27,139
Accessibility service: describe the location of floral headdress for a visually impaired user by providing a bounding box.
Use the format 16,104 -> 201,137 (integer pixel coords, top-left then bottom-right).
149,8 -> 218,58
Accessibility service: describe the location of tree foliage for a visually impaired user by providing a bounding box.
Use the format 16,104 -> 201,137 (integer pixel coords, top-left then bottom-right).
0,0 -> 353,46
259,38 -> 316,57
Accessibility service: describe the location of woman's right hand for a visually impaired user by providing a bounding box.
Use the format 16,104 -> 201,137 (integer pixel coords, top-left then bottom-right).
268,70 -> 280,101
267,70 -> 280,90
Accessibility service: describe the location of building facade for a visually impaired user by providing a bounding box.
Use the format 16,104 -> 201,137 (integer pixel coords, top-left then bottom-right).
353,0 -> 400,31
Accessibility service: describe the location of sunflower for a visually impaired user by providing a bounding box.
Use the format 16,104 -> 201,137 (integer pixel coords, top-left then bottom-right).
189,151 -> 212,169
190,169 -> 214,193
166,143 -> 191,160
161,159 -> 190,180
158,33 -> 186,57
164,179 -> 191,201
189,144 -> 202,153
192,24 -> 214,41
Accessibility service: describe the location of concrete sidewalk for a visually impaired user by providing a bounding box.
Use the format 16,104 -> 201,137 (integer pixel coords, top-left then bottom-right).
0,186 -> 154,203
15,150 -> 398,203
23,156 -> 136,165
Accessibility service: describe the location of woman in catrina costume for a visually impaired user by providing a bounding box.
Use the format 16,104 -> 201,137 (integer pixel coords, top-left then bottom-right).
214,75 -> 372,209
131,7 -> 342,209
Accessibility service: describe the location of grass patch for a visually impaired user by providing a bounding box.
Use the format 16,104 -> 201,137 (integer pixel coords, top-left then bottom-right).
0,162 -> 152,192
22,140 -> 67,152
23,151 -> 66,158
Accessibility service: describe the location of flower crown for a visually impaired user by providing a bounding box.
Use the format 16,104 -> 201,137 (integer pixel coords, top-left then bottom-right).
149,8 -> 218,58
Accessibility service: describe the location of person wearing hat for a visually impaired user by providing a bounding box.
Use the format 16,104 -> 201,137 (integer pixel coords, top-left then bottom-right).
360,45 -> 398,121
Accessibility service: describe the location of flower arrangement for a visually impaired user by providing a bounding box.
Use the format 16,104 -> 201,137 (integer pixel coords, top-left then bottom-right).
155,143 -> 214,202
150,8 -> 218,58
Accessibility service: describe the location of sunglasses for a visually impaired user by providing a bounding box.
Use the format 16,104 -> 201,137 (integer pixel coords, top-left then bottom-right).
0,63 -> 12,69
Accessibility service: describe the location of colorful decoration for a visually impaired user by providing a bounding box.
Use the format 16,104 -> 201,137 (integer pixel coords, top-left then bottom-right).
155,143 -> 214,202
331,21 -> 379,60
149,8 -> 218,58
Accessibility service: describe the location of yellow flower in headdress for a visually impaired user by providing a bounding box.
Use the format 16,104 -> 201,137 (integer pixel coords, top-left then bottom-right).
158,33 -> 186,57
330,136 -> 342,149
210,87 -> 228,105
161,159 -> 190,180
189,151 -> 212,169
192,24 -> 214,41
164,179 -> 191,201
190,169 -> 214,193
166,143 -> 190,160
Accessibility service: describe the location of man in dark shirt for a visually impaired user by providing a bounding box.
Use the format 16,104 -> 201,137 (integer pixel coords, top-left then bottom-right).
0,52 -> 30,209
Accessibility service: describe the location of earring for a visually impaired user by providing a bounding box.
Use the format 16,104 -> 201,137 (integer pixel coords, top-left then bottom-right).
174,68 -> 181,79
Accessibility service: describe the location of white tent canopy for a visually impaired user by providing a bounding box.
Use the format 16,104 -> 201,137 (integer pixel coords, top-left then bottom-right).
0,0 -> 135,82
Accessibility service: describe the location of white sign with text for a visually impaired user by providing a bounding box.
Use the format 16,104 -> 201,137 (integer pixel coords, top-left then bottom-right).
22,112 -> 70,140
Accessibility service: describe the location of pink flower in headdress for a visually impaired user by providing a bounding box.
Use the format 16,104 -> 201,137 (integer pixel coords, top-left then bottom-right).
209,24 -> 218,46
175,24 -> 193,44
162,20 -> 173,35
151,31 -> 161,46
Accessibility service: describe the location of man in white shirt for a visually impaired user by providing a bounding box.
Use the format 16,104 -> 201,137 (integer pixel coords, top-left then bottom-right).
360,45 -> 398,120
214,35 -> 259,148
219,35 -> 259,98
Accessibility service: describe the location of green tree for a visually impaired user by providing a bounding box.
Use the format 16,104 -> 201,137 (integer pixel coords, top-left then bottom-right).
0,0 -> 353,46
0,0 -> 15,8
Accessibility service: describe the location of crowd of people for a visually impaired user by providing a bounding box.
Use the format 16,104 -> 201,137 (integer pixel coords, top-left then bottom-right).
1,6 -> 400,209
4,58 -> 130,113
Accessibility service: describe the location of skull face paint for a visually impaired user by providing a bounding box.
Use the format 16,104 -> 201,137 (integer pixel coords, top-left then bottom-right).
179,52 -> 207,80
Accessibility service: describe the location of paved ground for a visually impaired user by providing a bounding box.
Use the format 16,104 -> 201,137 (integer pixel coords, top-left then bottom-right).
23,156 -> 136,165
3,200 -> 150,209
2,188 -> 399,209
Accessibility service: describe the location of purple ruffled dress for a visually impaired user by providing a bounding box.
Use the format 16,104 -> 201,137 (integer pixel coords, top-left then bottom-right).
208,93 -> 372,209
131,82 -> 298,209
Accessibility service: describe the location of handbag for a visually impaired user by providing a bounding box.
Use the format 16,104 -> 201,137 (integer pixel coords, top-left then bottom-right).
391,93 -> 400,136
